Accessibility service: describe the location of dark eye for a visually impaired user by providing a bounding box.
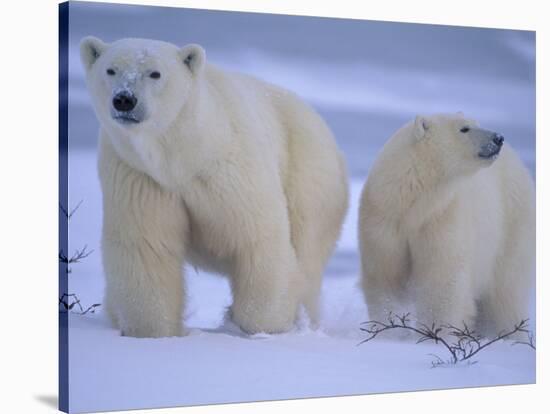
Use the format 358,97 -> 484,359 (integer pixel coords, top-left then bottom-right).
106,68 -> 116,76
150,71 -> 161,79
460,126 -> 470,133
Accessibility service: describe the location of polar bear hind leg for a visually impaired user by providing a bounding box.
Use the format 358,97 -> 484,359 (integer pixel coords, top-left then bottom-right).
283,105 -> 349,326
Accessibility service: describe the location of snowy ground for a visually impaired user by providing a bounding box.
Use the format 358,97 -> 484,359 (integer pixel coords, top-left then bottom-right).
64,3 -> 536,413
66,149 -> 535,413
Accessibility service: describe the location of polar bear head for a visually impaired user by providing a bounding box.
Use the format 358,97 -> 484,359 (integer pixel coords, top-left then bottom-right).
411,113 -> 505,180
80,37 -> 205,137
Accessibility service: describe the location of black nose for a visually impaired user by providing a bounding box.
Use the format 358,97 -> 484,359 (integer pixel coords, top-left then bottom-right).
112,91 -> 137,112
492,133 -> 504,147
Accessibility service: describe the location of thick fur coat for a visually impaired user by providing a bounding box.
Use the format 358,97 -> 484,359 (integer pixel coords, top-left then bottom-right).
359,113 -> 535,334
81,37 -> 348,337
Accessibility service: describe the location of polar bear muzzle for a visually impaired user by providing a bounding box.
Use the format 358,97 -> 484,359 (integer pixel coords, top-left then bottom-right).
113,91 -> 137,112
477,130 -> 505,160
111,90 -> 145,124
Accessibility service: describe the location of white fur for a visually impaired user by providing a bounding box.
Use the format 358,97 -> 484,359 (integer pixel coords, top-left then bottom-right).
81,37 -> 348,337
359,113 -> 535,334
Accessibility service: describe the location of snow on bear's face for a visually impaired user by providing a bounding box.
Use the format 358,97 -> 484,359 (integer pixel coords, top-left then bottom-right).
412,113 -> 505,178
80,37 -> 205,136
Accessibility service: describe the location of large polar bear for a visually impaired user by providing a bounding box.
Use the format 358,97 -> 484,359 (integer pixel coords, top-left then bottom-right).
80,37 -> 348,337
359,113 -> 535,335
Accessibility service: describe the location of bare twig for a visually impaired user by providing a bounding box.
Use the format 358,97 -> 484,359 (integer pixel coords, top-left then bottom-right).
359,312 -> 535,367
428,353 -> 449,368
59,200 -> 83,220
59,293 -> 101,315
59,201 -> 94,274
58,200 -> 101,314
447,320 -> 531,361
59,245 -> 94,265
512,331 -> 536,350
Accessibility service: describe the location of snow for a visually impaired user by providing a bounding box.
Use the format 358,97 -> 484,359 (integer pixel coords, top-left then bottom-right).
63,4 -> 536,412
66,149 -> 535,414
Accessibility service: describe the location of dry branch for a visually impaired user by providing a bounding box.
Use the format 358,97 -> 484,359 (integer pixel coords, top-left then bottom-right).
59,293 -> 101,315
59,200 -> 83,220
359,312 -> 535,367
58,245 -> 94,265
58,200 -> 101,314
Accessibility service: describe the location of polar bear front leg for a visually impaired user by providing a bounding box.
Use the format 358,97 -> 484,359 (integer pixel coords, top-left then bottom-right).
360,230 -> 410,323
227,191 -> 300,334
409,213 -> 476,330
230,242 -> 300,334
99,136 -> 189,338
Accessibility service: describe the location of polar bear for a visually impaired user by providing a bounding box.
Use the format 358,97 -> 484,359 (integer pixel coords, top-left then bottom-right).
359,113 -> 535,335
80,37 -> 348,337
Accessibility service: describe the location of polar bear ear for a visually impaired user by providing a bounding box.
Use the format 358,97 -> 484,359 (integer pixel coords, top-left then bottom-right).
179,44 -> 206,75
414,115 -> 430,140
80,36 -> 107,71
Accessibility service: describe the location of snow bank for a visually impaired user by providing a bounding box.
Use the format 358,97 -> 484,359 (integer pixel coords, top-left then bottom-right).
66,150 -> 535,414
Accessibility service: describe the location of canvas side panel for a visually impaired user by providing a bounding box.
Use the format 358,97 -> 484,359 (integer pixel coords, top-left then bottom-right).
59,2 -> 69,413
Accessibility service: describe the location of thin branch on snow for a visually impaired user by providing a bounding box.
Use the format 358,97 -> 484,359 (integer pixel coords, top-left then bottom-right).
59,245 -> 94,265
59,200 -> 83,220
59,293 -> 101,315
59,201 -> 94,273
512,331 -> 536,350
359,312 -> 535,367
58,199 -> 102,313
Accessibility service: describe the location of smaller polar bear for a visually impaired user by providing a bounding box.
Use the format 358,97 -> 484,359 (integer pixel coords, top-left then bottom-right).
80,37 -> 348,337
359,113 -> 535,335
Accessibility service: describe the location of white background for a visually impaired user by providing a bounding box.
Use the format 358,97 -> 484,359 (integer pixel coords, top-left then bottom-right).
0,0 -> 547,413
